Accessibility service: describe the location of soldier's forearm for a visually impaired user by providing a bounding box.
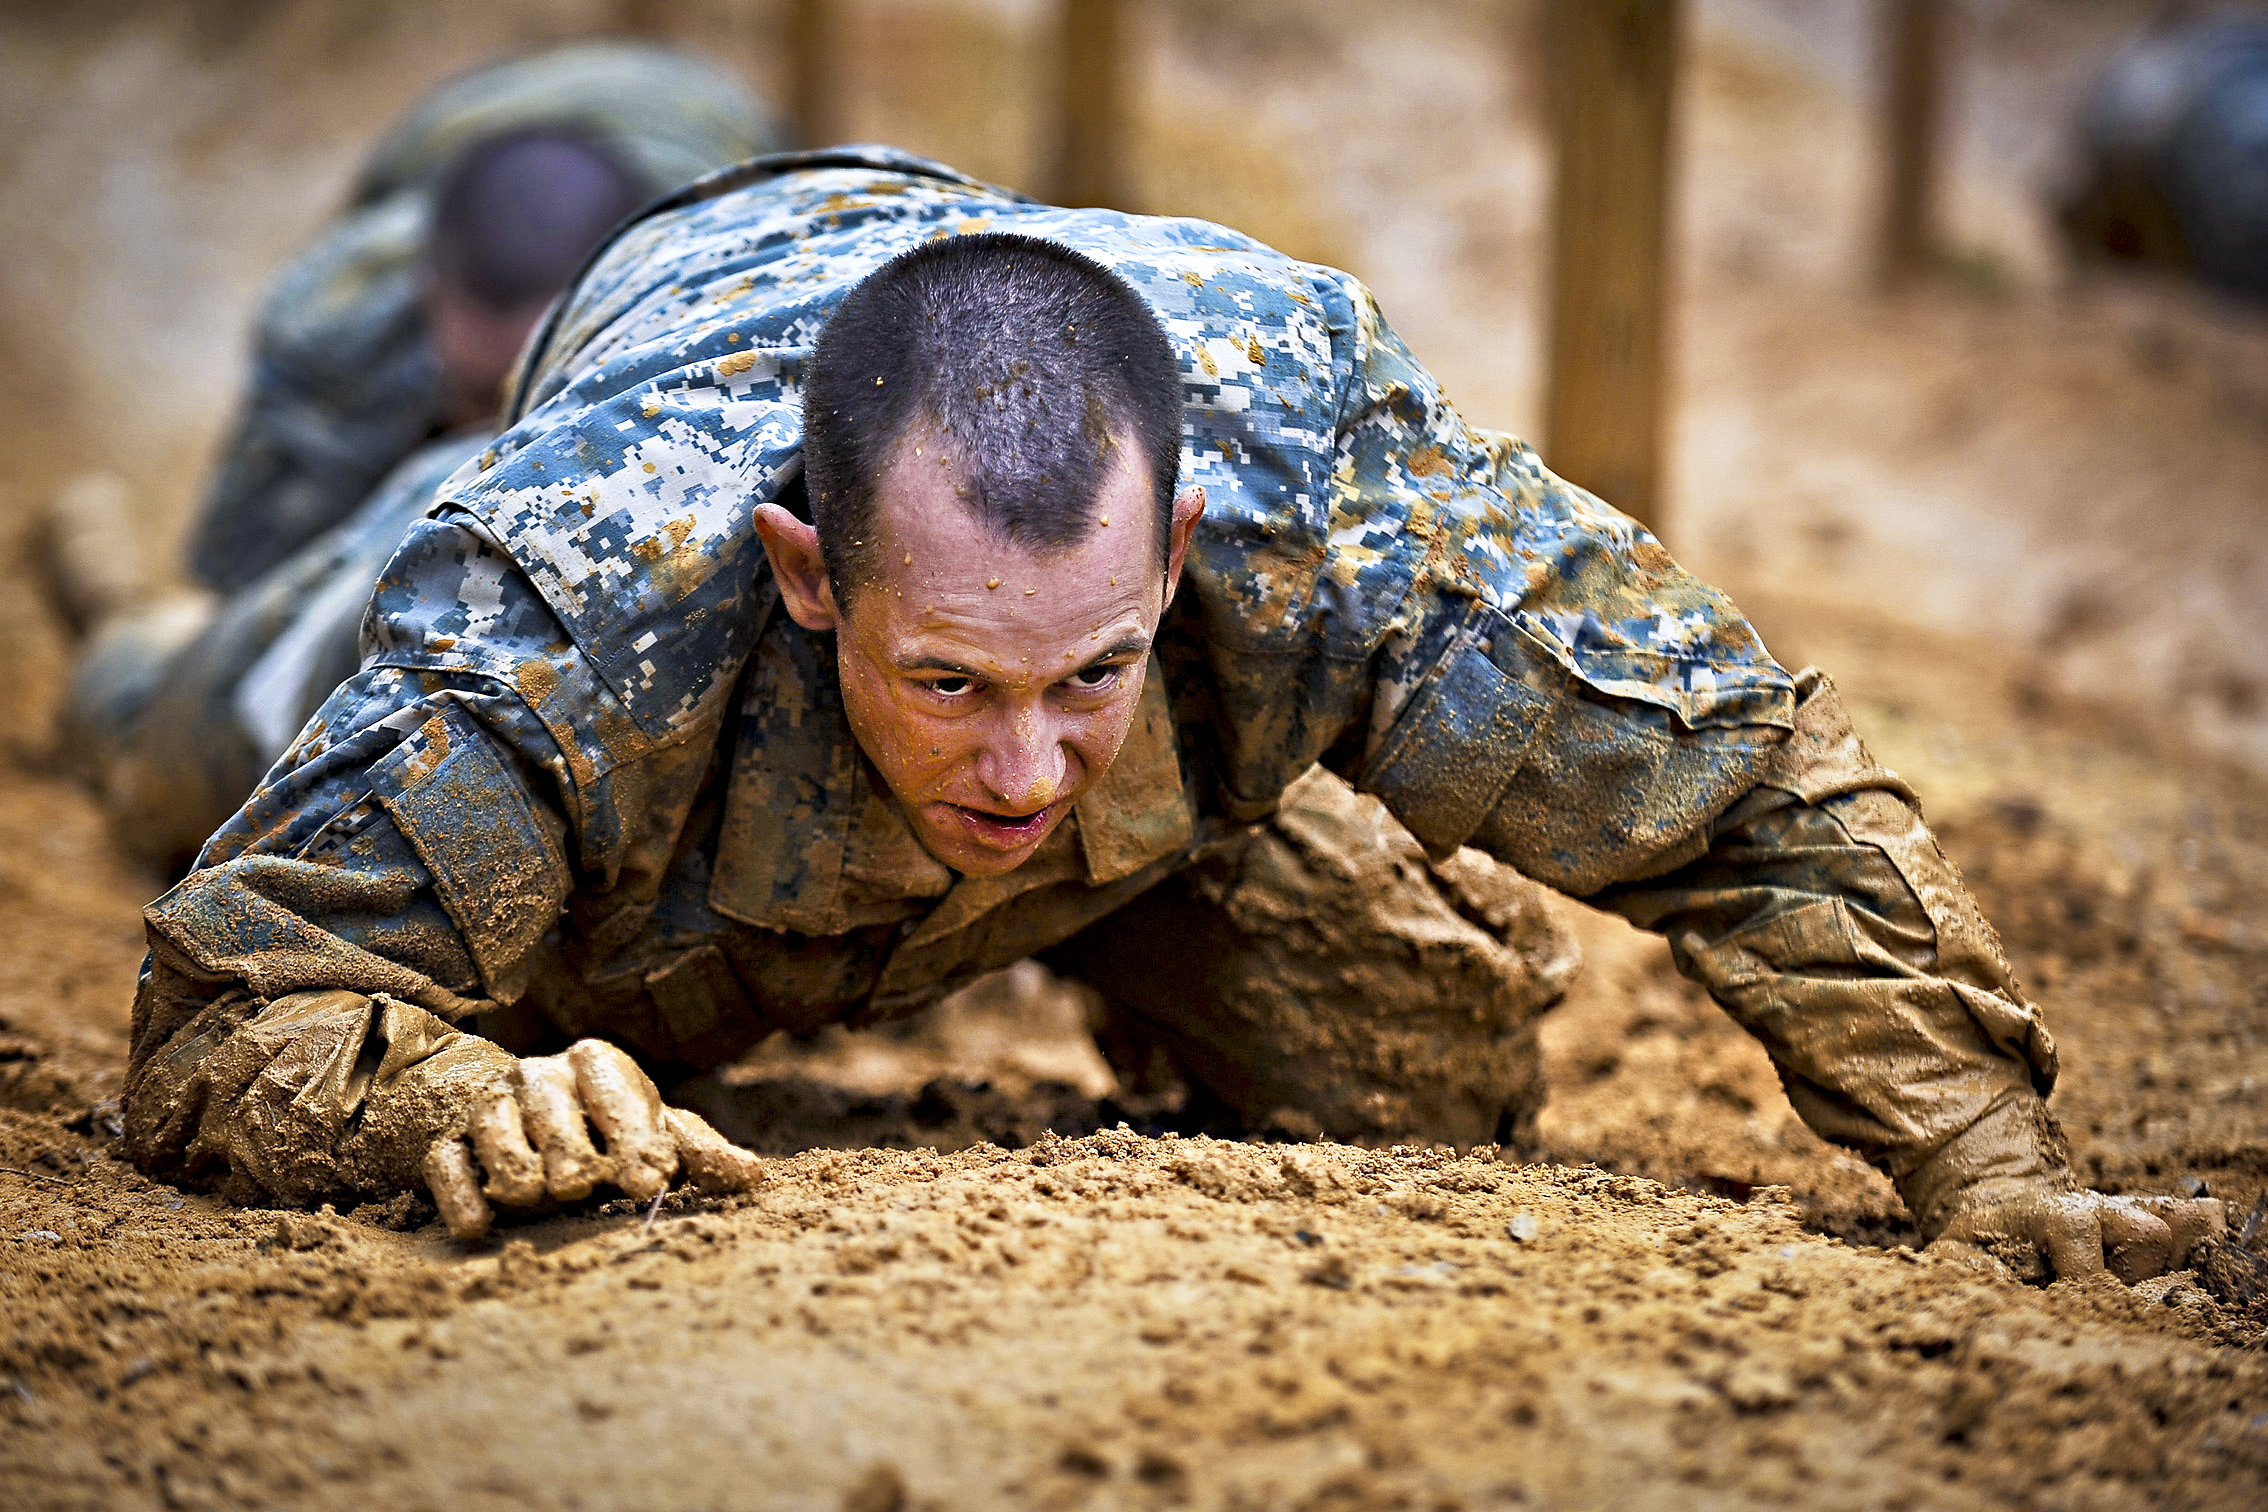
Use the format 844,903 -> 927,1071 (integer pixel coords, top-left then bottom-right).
1579,671 -> 2067,1221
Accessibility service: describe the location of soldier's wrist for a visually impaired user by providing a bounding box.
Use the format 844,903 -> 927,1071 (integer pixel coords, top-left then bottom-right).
1896,1093 -> 2074,1239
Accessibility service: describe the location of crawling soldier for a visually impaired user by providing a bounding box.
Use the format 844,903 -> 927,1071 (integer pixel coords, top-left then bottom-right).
59,41 -> 780,868
123,147 -> 2222,1282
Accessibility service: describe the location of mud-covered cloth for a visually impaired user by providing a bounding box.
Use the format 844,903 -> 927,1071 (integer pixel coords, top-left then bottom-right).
186,41 -> 783,596
70,433 -> 489,869
1044,768 -> 1581,1149
126,149 -> 2064,1227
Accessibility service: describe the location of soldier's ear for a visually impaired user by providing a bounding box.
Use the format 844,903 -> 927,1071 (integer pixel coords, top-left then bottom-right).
754,502 -> 841,631
1161,485 -> 1206,608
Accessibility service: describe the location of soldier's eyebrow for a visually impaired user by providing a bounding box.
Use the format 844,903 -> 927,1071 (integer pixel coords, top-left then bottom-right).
894,636 -> 1149,680
1077,636 -> 1151,668
897,655 -> 984,677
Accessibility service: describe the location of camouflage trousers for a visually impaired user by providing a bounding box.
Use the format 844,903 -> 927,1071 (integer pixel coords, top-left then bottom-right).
1041,770 -> 1582,1150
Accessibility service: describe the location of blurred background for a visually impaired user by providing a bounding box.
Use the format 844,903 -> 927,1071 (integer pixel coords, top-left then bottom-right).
2,0 -> 2266,783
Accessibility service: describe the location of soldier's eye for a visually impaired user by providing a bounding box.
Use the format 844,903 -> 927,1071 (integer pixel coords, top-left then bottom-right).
927,676 -> 973,696
1070,664 -> 1120,689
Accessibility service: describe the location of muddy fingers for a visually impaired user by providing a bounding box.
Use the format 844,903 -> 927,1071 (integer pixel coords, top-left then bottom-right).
664,1106 -> 765,1195
428,1045 -> 758,1240
516,1053 -> 609,1200
2139,1194 -> 2227,1264
2043,1201 -> 2110,1280
1934,1187 -> 2230,1283
2098,1199 -> 2175,1283
568,1040 -> 677,1202
468,1086 -> 547,1206
424,1136 -> 494,1240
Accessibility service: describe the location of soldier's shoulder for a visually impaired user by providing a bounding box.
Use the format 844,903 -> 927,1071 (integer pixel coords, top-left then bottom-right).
254,193 -> 427,380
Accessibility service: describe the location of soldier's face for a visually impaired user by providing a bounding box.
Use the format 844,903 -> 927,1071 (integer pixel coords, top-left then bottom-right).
425,276 -> 549,426
756,439 -> 1203,877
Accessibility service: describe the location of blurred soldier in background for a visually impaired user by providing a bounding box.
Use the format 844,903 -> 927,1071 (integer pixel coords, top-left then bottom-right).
2061,6 -> 2268,300
52,40 -> 782,870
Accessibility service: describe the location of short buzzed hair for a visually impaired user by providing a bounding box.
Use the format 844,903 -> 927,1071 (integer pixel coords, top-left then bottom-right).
429,129 -> 647,312
801,233 -> 1183,600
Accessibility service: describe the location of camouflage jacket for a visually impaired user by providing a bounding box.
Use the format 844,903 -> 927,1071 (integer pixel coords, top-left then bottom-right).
129,150 -> 2064,1227
71,431 -> 491,871
185,40 -> 784,595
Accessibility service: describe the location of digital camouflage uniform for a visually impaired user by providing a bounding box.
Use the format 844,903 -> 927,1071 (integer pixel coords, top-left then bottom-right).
186,40 -> 784,596
70,433 -> 488,869
123,150 -> 2066,1236
67,41 -> 780,867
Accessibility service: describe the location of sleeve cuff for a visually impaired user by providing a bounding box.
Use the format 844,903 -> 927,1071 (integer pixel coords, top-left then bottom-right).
1893,1092 -> 2074,1237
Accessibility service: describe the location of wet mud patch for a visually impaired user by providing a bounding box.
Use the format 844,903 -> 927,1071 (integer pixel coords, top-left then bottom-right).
670,1068 -> 1161,1157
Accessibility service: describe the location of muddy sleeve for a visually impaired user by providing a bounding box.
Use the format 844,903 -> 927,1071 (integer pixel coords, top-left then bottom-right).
123,984 -> 518,1205
1570,670 -> 2069,1233
123,510 -> 680,1198
1225,290 -> 2058,1230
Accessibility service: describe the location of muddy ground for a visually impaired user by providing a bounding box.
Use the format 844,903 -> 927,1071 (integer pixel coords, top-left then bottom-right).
5,670 -> 2268,1510
6,2 -> 2268,1509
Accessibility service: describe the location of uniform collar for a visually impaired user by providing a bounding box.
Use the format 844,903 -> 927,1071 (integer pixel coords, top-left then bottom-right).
708,616 -> 1193,937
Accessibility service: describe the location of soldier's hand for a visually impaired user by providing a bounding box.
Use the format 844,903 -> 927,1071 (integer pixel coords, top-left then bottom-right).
420,1038 -> 763,1239
1928,1185 -> 2225,1283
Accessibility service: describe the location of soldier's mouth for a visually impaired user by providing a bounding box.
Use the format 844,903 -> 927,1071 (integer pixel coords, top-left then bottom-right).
947,803 -> 1056,848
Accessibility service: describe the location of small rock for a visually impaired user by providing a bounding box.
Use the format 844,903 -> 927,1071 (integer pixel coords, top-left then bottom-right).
268,1209 -> 343,1252
1505,1211 -> 1539,1243
2131,1269 -> 2200,1306
1057,1446 -> 1109,1478
843,1463 -> 907,1512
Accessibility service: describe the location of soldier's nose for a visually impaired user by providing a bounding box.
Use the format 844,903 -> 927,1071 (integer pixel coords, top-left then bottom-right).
984,748 -> 1064,810
980,714 -> 1067,811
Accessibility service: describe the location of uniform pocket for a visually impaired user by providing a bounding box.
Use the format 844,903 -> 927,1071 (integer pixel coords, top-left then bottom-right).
1361,608 -> 1564,857
370,700 -> 571,1002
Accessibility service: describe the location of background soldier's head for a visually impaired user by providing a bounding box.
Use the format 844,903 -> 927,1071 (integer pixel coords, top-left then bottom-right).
425,128 -> 646,424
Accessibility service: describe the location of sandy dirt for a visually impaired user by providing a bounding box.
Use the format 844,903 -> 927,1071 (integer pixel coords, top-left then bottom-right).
5,2 -> 2268,1508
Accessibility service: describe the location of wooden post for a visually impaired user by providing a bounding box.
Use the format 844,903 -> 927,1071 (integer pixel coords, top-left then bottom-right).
1050,0 -> 1129,208
790,0 -> 837,149
1542,0 -> 1680,535
1878,0 -> 1945,286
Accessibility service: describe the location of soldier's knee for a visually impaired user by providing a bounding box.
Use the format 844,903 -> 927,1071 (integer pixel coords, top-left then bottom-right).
1237,769 -> 1582,1027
